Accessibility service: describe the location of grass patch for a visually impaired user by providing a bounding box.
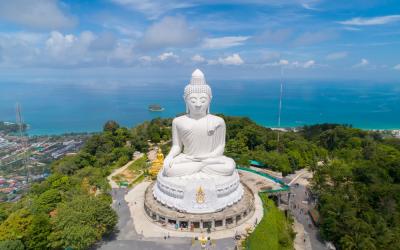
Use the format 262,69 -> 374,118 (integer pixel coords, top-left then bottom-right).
128,155 -> 148,173
245,194 -> 295,250
128,174 -> 145,188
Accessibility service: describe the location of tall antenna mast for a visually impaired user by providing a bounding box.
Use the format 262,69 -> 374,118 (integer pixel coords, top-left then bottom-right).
277,63 -> 284,151
16,103 -> 29,183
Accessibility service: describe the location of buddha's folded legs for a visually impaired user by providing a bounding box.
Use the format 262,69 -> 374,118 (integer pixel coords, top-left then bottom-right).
201,156 -> 235,176
163,155 -> 236,177
164,161 -> 204,177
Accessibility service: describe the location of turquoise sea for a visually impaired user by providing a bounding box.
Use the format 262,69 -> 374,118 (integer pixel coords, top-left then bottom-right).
0,79 -> 399,135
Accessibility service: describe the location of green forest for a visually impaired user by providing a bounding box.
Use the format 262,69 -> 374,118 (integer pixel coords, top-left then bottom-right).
0,116 -> 399,250
222,117 -> 400,249
0,119 -> 171,250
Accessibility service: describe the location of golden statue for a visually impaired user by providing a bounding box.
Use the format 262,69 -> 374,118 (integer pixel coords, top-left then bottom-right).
149,148 -> 164,179
196,186 -> 205,204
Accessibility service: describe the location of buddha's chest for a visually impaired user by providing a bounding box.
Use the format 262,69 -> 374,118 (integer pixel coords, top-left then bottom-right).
177,118 -> 209,138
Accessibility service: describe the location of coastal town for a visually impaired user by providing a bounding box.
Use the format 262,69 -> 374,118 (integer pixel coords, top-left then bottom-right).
0,122 -> 89,202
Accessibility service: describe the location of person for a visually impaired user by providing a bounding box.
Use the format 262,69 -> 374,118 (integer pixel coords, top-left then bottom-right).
162,69 -> 236,177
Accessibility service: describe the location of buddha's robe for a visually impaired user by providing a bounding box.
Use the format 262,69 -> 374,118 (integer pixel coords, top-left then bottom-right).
163,114 -> 235,177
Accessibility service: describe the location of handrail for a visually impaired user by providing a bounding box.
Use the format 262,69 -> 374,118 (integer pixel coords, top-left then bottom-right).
237,166 -> 290,193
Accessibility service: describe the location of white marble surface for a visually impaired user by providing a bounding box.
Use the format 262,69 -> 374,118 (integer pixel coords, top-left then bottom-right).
154,69 -> 243,213
153,171 -> 243,213
127,178 -> 263,239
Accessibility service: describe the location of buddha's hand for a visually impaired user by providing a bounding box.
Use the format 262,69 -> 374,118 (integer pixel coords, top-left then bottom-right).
186,155 -> 203,162
191,154 -> 212,161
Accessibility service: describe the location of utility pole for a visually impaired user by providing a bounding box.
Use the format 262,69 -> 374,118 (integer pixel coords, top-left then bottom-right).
16,103 -> 29,184
277,64 -> 284,152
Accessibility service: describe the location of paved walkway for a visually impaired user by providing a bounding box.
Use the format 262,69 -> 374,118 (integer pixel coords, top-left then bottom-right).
284,170 -> 327,250
107,153 -> 144,188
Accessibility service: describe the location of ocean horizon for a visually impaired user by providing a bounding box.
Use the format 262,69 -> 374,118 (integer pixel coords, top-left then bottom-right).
1,79 -> 399,136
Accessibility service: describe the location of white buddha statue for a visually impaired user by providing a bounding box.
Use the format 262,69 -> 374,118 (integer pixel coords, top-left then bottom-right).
153,69 -> 243,213
162,69 -> 235,177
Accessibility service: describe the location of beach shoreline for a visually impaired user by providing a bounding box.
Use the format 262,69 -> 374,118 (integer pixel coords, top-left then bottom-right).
23,125 -> 400,138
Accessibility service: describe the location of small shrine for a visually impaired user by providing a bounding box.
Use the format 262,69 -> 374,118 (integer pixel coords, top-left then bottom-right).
149,148 -> 164,179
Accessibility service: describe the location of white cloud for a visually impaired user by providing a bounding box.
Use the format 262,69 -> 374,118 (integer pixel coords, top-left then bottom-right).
0,30 -> 137,67
140,16 -> 199,49
253,29 -> 291,44
294,31 -> 336,46
262,59 -> 288,67
0,0 -> 76,30
260,51 -> 281,61
301,3 -> 320,11
339,15 -> 400,26
209,53 -> 244,65
291,60 -> 315,68
303,60 -> 315,68
279,59 -> 289,65
45,31 -> 100,59
326,51 -> 348,60
263,59 -> 315,68
158,52 -> 178,61
192,54 -> 205,63
202,36 -> 250,49
90,32 -> 117,50
393,64 -> 400,71
109,42 -> 135,64
110,0 -> 192,20
353,58 -> 369,68
46,31 -> 78,56
139,55 -> 152,62
342,26 -> 361,31
0,32 -> 44,66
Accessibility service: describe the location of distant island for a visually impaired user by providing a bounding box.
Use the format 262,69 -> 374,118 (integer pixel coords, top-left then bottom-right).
148,104 -> 164,112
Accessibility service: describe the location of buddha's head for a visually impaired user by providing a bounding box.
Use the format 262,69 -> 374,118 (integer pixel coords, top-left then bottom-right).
184,69 -> 212,117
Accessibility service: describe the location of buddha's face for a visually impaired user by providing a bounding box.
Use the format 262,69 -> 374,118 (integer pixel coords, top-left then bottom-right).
186,93 -> 210,117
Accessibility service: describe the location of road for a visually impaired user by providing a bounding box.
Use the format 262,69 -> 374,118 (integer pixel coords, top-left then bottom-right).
284,171 -> 328,250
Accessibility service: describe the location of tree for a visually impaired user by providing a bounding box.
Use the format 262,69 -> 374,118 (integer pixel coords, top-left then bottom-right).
225,134 -> 250,166
0,240 -> 25,250
103,120 -> 120,133
49,195 -> 117,249
25,213 -> 51,250
32,189 -> 61,213
0,209 -> 33,242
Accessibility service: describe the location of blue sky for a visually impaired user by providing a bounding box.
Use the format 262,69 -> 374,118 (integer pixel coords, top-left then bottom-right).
0,0 -> 399,81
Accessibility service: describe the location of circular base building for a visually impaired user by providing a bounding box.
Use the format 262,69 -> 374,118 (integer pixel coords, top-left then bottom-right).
144,181 -> 255,231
